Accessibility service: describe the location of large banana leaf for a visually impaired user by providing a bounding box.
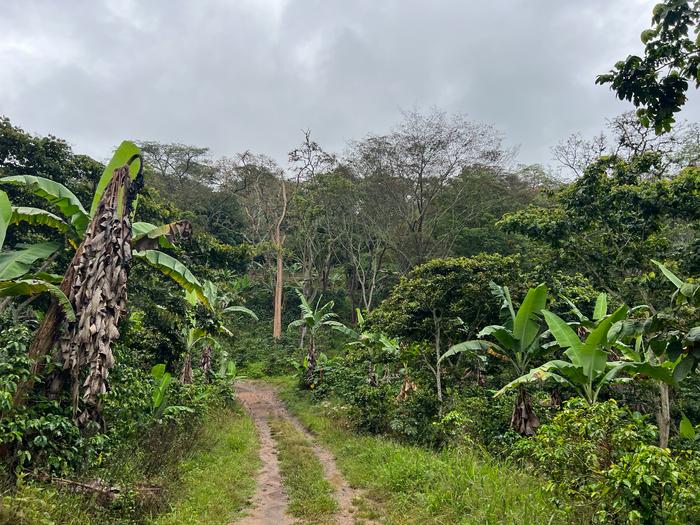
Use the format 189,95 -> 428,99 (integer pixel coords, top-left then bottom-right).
0,279 -> 75,321
132,220 -> 191,251
132,249 -> 210,308
0,175 -> 88,234
0,241 -> 61,280
513,284 -> 547,351
91,141 -> 141,217
542,310 -> 581,349
11,206 -> 69,233
478,324 -> 516,349
222,305 -> 259,320
0,190 -> 11,250
592,293 -> 608,321
439,340 -> 495,364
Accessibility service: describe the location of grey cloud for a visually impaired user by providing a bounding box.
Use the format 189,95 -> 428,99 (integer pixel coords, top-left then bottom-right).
2,0 -> 699,167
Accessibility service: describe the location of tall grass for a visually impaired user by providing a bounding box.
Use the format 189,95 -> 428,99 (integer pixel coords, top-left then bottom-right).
278,382 -> 578,525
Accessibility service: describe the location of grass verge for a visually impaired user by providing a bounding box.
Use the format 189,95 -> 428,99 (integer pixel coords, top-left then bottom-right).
269,417 -> 338,524
273,377 -> 577,525
151,406 -> 259,525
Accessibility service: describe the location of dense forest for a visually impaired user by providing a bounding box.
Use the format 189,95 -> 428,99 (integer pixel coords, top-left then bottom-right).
1,1 -> 700,524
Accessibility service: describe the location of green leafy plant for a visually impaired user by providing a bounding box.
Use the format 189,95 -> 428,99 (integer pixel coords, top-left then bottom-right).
288,289 -> 339,387
442,283 -> 550,435
498,302 -> 673,404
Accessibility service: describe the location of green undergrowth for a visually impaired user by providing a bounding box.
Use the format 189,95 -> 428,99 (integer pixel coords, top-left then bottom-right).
273,377 -> 579,525
269,418 -> 338,523
152,406 -> 259,525
0,405 -> 258,525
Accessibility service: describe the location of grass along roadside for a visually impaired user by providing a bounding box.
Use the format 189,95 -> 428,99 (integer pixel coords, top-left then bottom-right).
273,377 -> 578,525
152,405 -> 259,525
269,417 -> 338,524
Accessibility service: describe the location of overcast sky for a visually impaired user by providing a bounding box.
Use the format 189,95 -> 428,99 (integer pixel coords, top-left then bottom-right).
3,0 -> 700,168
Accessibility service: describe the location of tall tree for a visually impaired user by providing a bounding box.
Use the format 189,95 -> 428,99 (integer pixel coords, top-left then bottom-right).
349,109 -> 507,269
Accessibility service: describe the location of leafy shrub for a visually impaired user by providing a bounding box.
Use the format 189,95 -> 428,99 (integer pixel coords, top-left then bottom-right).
514,398 -> 700,524
596,445 -> 700,524
0,327 -> 86,476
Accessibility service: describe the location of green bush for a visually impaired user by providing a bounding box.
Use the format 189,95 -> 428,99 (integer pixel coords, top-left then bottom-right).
513,398 -> 700,524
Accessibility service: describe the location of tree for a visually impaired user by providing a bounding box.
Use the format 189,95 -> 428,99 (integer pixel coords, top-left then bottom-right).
596,0 -> 700,134
441,283 -> 550,435
552,112 -> 700,179
500,157 -> 700,304
3,142 -> 210,422
370,255 -> 521,404
287,289 -> 339,387
235,152 -> 288,338
349,109 -> 507,269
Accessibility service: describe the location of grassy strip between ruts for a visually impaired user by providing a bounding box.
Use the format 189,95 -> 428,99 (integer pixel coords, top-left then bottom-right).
272,377 -> 580,525
152,405 -> 259,525
269,417 -> 338,524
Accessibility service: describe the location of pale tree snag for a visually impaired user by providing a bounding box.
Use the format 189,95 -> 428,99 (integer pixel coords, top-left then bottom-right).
272,178 -> 287,339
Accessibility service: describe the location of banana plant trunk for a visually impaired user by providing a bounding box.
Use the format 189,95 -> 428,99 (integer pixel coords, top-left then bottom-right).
200,345 -> 212,383
304,337 -> 316,387
511,386 -> 539,436
14,165 -> 139,425
180,353 -> 193,384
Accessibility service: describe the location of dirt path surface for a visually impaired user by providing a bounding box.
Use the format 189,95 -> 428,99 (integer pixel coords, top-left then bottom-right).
232,380 -> 369,525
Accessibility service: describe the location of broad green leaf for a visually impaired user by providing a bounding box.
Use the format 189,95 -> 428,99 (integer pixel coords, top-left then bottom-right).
542,310 -> 581,349
0,241 -> 61,280
151,364 -> 166,380
131,220 -> 191,250
0,279 -> 74,321
593,293 -> 608,321
132,249 -> 209,309
202,280 -> 218,307
90,141 -> 142,217
328,320 -> 359,339
680,413 -> 696,440
222,305 -> 259,321
0,175 -> 89,234
571,344 -> 608,380
617,361 -> 675,385
651,259 -> 684,289
0,190 -> 11,250
674,355 -> 696,382
584,304 -> 628,348
11,207 -> 68,233
439,340 -> 496,364
513,284 -> 547,351
477,325 -> 516,350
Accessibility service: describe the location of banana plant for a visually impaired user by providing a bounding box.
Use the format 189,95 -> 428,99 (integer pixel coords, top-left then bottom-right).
0,142 -> 209,306
180,327 -> 216,384
5,142 -> 210,420
0,190 -> 74,320
288,289 -> 339,387
650,260 -> 700,381
199,280 -> 258,337
497,304 -> 674,404
330,308 -> 400,359
441,283 -> 550,435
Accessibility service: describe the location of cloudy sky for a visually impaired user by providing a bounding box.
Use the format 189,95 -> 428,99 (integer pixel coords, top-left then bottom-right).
2,0 -> 700,168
